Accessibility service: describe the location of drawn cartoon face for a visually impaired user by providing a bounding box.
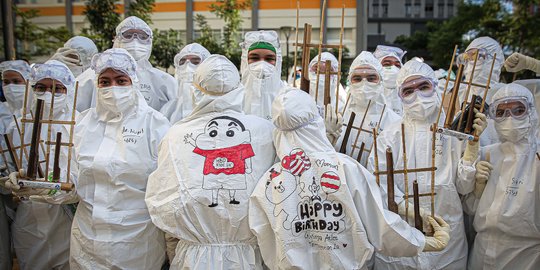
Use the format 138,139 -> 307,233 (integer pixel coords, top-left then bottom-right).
196,116 -> 251,149
265,169 -> 297,205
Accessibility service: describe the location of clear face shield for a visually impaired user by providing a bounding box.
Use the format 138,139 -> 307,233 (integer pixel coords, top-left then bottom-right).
398,76 -> 436,104
488,96 -> 532,122
118,29 -> 152,44
456,48 -> 491,67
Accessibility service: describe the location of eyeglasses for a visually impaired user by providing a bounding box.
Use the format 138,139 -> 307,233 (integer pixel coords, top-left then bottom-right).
489,97 -> 531,122
398,76 -> 436,104
179,56 -> 202,66
456,48 -> 491,67
32,83 -> 67,97
350,67 -> 380,83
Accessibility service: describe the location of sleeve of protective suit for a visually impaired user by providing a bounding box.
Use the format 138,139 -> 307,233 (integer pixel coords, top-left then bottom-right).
456,141 -> 479,195
158,70 -> 178,102
145,133 -> 183,238
248,191 -> 278,269
346,159 -> 425,257
75,69 -> 97,112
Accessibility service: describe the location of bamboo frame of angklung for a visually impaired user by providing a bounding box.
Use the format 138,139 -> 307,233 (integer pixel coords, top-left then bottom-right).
372,123 -> 438,229
292,0 -> 346,117
18,79 -> 78,191
433,45 -> 497,142
338,100 -> 387,165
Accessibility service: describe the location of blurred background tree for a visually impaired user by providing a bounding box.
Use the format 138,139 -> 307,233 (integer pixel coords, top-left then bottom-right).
81,0 -> 121,51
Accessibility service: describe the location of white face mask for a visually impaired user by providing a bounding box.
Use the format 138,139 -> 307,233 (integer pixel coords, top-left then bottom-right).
248,61 -> 275,79
98,86 -> 135,114
382,66 -> 399,89
494,117 -> 531,143
118,40 -> 151,62
33,92 -> 67,117
175,62 -> 198,82
403,95 -> 438,121
349,80 -> 381,104
3,84 -> 26,111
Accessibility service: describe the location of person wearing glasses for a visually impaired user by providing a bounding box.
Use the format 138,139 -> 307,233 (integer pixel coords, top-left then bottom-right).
3,60 -> 77,270
333,51 -> 401,167
369,60 -> 487,270
460,83 -> 540,269
74,16 -> 177,114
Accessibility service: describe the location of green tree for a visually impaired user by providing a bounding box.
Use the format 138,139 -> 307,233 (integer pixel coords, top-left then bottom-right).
208,0 -> 252,58
82,0 -> 121,50
150,29 -> 183,72
14,6 -> 72,60
126,0 -> 156,24
194,14 -> 223,55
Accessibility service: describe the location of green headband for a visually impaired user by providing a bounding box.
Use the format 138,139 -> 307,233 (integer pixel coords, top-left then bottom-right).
248,42 -> 276,53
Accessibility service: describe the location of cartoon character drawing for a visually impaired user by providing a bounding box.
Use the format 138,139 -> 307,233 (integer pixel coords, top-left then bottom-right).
308,177 -> 321,201
184,116 -> 254,207
281,148 -> 311,176
265,169 -> 298,230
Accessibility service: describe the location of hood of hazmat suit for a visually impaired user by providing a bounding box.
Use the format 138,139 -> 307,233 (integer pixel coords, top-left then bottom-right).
374,45 -> 406,116
240,30 -> 287,120
10,59 -> 78,270
459,36 -> 504,104
465,83 -> 540,270
50,36 -> 98,77
249,88 -> 425,270
145,55 -> 276,270
0,60 -> 31,116
71,48 -> 169,269
160,43 -> 211,123
110,16 -> 177,111
307,52 -> 347,113
369,60 -> 469,270
335,51 -> 401,166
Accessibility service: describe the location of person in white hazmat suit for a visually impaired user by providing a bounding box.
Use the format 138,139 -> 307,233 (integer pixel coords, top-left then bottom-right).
249,88 -> 451,269
458,83 -> 540,269
160,43 -> 211,123
76,16 -> 177,112
307,52 -> 347,113
0,59 -> 31,270
50,36 -> 100,112
69,48 -> 169,269
367,60 -> 487,269
50,36 -> 99,78
373,45 -> 406,116
2,60 -> 79,270
334,51 -> 401,167
145,54 -> 276,269
240,30 -> 287,120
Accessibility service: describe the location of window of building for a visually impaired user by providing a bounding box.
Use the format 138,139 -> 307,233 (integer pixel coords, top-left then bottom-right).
425,0 -> 434,17
438,0 -> 445,17
381,3 -> 388,17
372,1 -> 379,18
405,1 -> 412,17
414,3 -> 421,17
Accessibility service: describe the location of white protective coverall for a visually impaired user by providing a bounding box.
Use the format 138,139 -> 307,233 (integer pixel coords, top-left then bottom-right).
240,30 -> 287,120
8,60 -> 78,270
0,59 -> 31,270
77,16 -> 177,112
461,83 -> 540,270
334,51 -> 401,167
368,60 -> 470,270
160,43 -> 211,123
307,52 -> 347,113
249,89 -> 429,269
145,54 -> 276,269
373,45 -> 406,116
70,48 -> 169,269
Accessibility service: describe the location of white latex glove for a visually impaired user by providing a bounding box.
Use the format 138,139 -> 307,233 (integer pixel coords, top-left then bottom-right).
463,140 -> 480,163
423,216 -> 450,252
504,52 -> 540,74
474,161 -> 492,198
324,104 -> 343,143
472,109 -> 487,136
398,201 -> 433,235
6,169 -> 48,197
50,47 -> 81,66
30,189 -> 79,204
0,176 -> 9,189
165,233 -> 179,263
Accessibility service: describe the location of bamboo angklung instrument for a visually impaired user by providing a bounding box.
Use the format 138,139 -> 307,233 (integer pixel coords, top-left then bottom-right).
339,112 -> 356,154
413,180 -> 423,232
401,124 -> 410,222
386,147 -> 398,213
373,128 -> 380,186
292,0 -> 300,88
52,132 -> 62,181
3,134 -> 20,172
27,99 -> 44,179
